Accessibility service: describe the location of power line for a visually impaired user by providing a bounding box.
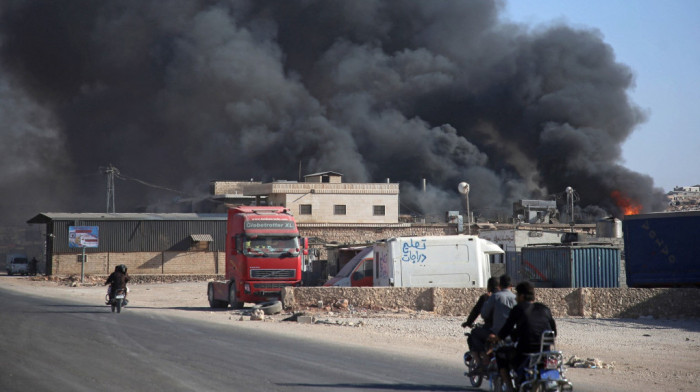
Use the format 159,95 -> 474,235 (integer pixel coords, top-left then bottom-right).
100,165 -> 187,213
114,171 -> 186,195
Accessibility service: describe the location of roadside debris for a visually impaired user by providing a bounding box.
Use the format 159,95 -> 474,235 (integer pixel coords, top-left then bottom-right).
566,355 -> 615,369
250,308 -> 265,321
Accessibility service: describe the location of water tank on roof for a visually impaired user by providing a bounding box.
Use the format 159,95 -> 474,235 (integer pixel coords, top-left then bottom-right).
596,217 -> 622,238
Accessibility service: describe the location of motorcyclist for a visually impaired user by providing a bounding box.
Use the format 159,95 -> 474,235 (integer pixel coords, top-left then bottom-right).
480,275 -> 517,381
105,264 -> 130,305
461,276 -> 499,375
490,281 -> 557,392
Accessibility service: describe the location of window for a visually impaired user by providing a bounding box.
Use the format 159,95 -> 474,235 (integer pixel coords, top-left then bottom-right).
299,204 -> 312,215
322,175 -> 330,183
334,205 -> 346,215
373,205 -> 385,216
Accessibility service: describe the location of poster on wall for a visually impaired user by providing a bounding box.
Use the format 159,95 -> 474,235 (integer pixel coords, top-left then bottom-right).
68,226 -> 99,248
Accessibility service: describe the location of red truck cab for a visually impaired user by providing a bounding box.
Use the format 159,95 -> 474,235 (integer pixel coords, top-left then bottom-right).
207,206 -> 303,309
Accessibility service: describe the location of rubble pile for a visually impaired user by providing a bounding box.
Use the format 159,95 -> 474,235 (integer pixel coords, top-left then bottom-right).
566,355 -> 615,369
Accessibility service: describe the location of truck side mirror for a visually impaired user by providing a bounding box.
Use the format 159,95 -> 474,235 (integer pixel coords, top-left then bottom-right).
232,235 -> 240,255
301,237 -> 309,255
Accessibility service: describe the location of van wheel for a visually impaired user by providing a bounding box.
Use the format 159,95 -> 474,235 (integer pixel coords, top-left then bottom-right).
228,283 -> 243,309
253,300 -> 283,315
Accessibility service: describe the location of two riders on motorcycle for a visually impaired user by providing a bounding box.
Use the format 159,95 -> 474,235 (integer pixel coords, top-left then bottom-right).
105,264 -> 130,305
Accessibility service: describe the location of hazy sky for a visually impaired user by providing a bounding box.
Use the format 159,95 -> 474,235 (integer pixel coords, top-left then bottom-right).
505,0 -> 700,192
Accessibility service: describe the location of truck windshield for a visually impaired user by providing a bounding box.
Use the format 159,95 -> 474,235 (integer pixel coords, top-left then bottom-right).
243,236 -> 300,258
13,258 -> 28,264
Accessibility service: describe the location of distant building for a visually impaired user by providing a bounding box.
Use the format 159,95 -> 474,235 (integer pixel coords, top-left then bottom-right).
210,171 -> 400,224
513,200 -> 559,224
209,180 -> 263,207
667,185 -> 700,212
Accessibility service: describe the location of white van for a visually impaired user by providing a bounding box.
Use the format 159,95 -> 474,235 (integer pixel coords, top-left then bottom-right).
373,235 -> 504,288
6,253 -> 29,276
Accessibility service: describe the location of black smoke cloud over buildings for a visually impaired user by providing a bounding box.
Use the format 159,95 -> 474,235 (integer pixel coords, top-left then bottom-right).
0,0 -> 666,224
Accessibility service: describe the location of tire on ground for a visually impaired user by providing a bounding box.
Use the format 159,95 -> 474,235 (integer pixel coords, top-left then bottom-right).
253,300 -> 283,315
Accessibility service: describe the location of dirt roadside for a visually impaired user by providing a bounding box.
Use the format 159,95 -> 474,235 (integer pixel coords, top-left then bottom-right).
2,275 -> 699,392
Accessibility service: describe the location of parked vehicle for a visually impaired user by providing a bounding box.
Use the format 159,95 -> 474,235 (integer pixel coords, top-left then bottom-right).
207,206 -> 306,309
623,211 -> 700,287
373,235 -> 503,288
323,246 -> 374,287
108,288 -> 127,313
6,254 -> 29,276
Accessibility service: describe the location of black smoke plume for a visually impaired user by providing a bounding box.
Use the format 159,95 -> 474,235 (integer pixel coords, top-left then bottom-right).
0,0 -> 667,226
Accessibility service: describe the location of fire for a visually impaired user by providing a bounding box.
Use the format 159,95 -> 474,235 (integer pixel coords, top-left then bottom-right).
610,190 -> 642,215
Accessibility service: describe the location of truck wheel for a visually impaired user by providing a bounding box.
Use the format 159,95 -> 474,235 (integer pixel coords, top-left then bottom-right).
228,283 -> 243,309
253,300 -> 283,315
207,283 -> 227,309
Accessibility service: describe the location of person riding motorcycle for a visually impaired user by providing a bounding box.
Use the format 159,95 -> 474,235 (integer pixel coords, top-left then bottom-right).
489,281 -> 557,392
480,275 -> 517,381
461,276 -> 499,375
105,264 -> 130,305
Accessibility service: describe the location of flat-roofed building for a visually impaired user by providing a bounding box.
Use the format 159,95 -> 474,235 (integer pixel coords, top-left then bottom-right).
242,172 -> 399,224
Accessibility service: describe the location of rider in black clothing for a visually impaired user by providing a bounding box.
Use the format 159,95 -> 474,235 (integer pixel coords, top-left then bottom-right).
491,281 -> 556,392
105,264 -> 130,304
461,276 -> 499,375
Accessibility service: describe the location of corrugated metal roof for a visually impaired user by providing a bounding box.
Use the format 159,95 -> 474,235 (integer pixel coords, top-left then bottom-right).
190,234 -> 214,242
27,212 -> 227,224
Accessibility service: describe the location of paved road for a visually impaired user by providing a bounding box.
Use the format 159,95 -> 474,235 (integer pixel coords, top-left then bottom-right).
0,286 -> 474,392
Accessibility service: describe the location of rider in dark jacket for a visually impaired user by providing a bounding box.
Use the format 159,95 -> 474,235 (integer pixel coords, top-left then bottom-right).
462,276 -> 499,375
105,265 -> 130,304
492,281 -> 557,392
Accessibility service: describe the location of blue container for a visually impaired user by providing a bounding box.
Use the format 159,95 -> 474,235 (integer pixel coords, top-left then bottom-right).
623,211 -> 700,287
520,245 -> 621,288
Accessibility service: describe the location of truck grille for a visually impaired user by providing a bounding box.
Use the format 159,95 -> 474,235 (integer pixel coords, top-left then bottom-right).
253,283 -> 292,289
250,269 -> 296,279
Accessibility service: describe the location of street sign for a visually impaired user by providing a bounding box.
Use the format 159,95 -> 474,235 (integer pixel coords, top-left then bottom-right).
69,226 -> 99,248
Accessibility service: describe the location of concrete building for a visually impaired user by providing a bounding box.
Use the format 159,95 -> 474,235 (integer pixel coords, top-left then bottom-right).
212,172 -> 400,224
513,200 -> 560,224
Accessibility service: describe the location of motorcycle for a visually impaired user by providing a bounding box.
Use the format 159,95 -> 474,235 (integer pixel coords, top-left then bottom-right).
464,325 -> 503,391
106,287 -> 128,313
509,331 -> 574,392
467,329 -> 574,392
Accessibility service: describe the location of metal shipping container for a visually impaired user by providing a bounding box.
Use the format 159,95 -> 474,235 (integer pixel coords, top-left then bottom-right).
520,245 -> 621,287
623,211 -> 700,287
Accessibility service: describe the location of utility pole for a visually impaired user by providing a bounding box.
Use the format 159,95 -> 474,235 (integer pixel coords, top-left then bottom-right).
104,164 -> 119,213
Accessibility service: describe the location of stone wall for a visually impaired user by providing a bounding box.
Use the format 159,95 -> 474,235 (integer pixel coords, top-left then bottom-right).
281,286 -> 700,319
299,224 -> 457,246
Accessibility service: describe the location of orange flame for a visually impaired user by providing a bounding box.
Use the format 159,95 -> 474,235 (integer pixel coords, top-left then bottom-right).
610,190 -> 642,215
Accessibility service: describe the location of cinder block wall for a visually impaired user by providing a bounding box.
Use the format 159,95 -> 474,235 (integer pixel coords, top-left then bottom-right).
51,251 -> 225,276
163,251 -> 220,274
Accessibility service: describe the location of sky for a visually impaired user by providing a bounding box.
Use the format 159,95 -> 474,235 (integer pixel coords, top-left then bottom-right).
505,0 -> 700,192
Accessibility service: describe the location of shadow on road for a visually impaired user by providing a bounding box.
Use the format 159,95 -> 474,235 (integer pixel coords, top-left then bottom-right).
278,383 -> 477,391
36,303 -> 239,313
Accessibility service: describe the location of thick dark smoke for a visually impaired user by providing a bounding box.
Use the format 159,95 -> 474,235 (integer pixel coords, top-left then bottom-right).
0,0 -> 667,226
